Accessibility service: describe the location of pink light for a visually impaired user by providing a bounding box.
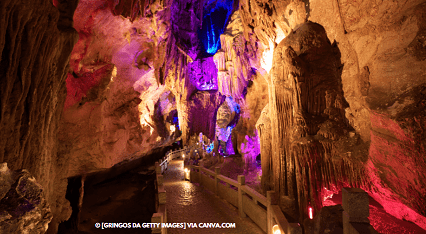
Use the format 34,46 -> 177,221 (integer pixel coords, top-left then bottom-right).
308,207 -> 313,219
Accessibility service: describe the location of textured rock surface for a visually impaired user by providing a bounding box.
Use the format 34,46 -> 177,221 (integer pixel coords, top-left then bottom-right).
0,0 -> 78,232
308,0 -> 426,227
239,0 -> 426,229
212,9 -> 268,160
61,0 -> 179,177
256,104 -> 272,192
266,22 -> 366,221
0,163 -> 53,233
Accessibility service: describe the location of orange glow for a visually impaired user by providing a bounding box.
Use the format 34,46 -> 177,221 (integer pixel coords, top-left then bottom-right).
308,207 -> 313,219
272,224 -> 281,234
170,125 -> 176,132
261,40 -> 274,73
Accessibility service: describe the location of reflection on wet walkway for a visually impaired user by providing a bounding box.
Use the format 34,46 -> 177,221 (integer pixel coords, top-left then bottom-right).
163,160 -> 265,234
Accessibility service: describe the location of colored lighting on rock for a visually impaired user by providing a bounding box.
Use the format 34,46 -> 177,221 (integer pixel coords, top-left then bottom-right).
261,40 -> 274,73
272,224 -> 281,234
205,142 -> 214,153
308,206 -> 313,219
200,0 -> 234,54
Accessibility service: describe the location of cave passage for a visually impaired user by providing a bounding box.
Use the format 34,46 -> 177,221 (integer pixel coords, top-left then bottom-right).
1,0 -> 426,233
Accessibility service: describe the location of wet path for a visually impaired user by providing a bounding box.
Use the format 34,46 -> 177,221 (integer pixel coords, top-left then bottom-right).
164,159 -> 265,234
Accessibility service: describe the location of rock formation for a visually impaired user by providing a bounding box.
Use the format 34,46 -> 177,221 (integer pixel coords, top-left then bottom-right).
0,163 -> 52,233
256,104 -> 272,192
264,21 -> 361,221
243,0 -> 426,228
0,0 -> 78,232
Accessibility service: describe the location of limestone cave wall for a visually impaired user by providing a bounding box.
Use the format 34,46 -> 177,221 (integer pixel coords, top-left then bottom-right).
0,0 -> 78,232
241,0 -> 426,228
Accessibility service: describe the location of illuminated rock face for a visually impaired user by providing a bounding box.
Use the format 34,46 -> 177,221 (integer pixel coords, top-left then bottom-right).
181,90 -> 225,143
216,97 -> 240,155
266,22 -> 358,221
240,0 -> 426,228
256,105 -> 272,192
188,57 -> 218,91
211,9 -> 267,160
61,0 -> 178,178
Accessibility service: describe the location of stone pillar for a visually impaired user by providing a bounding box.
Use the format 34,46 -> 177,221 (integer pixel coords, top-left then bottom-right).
215,167 -> 220,195
267,191 -> 278,234
155,162 -> 161,174
342,188 -> 369,223
238,175 -> 246,218
342,188 -> 378,234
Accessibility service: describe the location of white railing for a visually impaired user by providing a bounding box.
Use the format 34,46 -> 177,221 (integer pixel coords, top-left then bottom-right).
187,164 -> 302,234
151,147 -> 188,234
165,147 -> 187,161
151,162 -> 167,234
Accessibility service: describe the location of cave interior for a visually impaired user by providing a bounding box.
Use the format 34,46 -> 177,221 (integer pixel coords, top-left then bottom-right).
1,0 -> 426,233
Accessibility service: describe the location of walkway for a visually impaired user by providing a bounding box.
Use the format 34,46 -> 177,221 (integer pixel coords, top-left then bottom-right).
163,159 -> 265,234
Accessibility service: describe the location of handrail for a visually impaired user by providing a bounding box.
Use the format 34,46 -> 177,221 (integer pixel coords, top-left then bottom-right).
165,147 -> 188,161
185,161 -> 302,234
200,167 -> 216,177
158,147 -> 306,234
241,185 -> 267,207
217,175 -> 239,187
271,205 -> 292,233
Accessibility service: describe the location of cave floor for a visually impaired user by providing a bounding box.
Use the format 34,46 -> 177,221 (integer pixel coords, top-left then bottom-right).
164,159 -> 265,234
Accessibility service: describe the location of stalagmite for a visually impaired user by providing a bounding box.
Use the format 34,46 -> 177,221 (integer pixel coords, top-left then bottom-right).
256,105 -> 272,192
268,22 -> 366,222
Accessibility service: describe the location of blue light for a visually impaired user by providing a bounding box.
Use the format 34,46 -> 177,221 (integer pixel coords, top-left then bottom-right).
200,0 -> 234,55
173,116 -> 180,130
206,142 -> 214,153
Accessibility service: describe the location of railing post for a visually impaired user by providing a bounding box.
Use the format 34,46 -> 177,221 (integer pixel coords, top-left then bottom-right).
198,166 -> 202,185
155,162 -> 161,175
215,167 -> 220,196
189,165 -> 193,183
267,191 -> 277,234
238,175 -> 246,218
151,213 -> 163,233
342,187 -> 370,234
160,159 -> 164,173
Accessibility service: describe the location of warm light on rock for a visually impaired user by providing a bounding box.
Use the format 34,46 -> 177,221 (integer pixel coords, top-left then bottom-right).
272,224 -> 281,234
170,125 -> 176,132
261,40 -> 274,73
